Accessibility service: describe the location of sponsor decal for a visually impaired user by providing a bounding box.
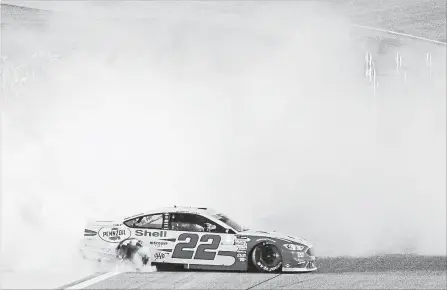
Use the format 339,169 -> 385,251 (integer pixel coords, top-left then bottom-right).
256,238 -> 276,243
98,227 -> 131,243
163,213 -> 170,228
235,239 -> 248,246
237,246 -> 247,253
135,230 -> 168,237
150,241 -> 168,247
283,244 -> 304,251
154,252 -> 167,260
237,253 -> 246,258
294,252 -> 305,258
239,257 -> 247,262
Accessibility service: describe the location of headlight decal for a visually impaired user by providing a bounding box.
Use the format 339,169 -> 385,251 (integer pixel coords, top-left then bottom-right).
283,243 -> 305,251
306,247 -> 315,256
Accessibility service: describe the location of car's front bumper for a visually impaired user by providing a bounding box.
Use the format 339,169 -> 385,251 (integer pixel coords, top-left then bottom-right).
282,259 -> 317,272
282,249 -> 317,272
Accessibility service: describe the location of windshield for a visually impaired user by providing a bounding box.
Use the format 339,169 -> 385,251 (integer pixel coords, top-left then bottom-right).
214,213 -> 247,232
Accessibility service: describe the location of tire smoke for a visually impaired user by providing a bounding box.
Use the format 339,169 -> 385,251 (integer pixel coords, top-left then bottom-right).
1,1 -> 445,272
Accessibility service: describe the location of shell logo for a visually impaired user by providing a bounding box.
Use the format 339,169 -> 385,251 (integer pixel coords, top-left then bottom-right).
98,227 -> 131,243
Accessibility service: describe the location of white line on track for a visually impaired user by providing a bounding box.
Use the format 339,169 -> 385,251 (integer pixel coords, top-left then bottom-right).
352,24 -> 447,45
64,272 -> 122,289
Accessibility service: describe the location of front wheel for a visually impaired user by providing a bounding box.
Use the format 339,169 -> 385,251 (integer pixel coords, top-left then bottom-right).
251,242 -> 283,273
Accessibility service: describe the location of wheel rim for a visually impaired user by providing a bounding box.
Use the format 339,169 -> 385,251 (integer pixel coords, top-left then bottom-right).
256,244 -> 282,268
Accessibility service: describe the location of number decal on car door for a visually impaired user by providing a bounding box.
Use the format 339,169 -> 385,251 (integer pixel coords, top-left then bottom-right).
172,233 -> 199,259
172,233 -> 222,260
195,234 -> 222,260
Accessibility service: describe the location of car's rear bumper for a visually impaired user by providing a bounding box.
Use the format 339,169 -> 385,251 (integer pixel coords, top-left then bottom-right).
80,246 -> 116,261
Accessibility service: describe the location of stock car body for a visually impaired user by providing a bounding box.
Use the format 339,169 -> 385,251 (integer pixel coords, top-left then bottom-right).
80,206 -> 317,273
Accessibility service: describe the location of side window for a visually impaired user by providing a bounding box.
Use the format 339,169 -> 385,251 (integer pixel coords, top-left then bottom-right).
170,213 -> 226,233
124,213 -> 163,229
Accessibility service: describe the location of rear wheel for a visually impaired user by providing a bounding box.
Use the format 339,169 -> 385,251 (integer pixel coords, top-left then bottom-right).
132,246 -> 153,270
117,238 -> 152,270
251,242 -> 283,273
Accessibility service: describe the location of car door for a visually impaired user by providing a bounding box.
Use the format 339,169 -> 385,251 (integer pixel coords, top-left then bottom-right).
165,212 -> 239,267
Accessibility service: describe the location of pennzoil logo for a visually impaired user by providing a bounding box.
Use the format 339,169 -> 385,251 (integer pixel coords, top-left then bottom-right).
98,227 -> 131,243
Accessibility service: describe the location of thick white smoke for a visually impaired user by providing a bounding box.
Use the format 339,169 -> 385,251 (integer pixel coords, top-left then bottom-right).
1,1 -> 445,273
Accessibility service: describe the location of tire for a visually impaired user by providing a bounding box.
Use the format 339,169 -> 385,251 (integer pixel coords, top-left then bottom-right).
133,245 -> 154,270
132,249 -> 150,270
117,238 -> 151,270
251,242 -> 283,273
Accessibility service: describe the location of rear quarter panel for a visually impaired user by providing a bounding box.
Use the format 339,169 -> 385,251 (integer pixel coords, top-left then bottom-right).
82,221 -> 130,261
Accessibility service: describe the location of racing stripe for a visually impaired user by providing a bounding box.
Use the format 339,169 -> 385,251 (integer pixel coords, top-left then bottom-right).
217,250 -> 237,259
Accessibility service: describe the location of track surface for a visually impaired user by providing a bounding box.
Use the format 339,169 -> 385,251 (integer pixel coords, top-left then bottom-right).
59,256 -> 446,289
65,270 -> 446,289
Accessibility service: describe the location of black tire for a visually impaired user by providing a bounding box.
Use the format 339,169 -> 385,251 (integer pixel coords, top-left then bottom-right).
116,238 -> 150,270
251,242 -> 283,273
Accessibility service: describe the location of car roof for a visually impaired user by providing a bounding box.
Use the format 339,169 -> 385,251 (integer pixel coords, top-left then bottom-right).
123,206 -> 219,221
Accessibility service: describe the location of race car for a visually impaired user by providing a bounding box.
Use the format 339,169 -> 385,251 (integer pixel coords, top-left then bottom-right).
80,206 -> 317,273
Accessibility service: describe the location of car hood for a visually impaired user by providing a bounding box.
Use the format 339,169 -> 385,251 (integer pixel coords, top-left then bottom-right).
241,229 -> 313,248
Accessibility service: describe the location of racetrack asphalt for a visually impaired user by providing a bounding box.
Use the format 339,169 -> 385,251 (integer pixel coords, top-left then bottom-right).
61,255 -> 446,289
62,270 -> 447,289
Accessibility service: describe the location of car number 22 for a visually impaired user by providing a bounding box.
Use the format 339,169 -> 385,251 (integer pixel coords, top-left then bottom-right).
172,233 -> 221,260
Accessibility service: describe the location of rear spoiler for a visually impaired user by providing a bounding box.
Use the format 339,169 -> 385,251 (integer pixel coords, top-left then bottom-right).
84,229 -> 98,237
84,219 -> 124,232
